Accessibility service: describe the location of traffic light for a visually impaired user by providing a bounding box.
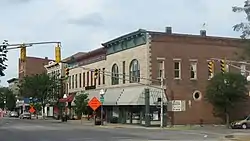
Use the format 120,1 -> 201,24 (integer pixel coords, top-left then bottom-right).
208,60 -> 214,78
20,44 -> 26,62
65,68 -> 69,76
220,59 -> 225,73
55,43 -> 61,63
94,69 -> 99,79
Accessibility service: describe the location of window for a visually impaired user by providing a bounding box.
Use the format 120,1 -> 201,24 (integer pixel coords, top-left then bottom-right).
94,72 -> 97,86
190,61 -> 197,79
225,64 -> 229,72
98,69 -> 101,85
75,74 -> 78,88
72,75 -> 74,89
83,72 -> 85,87
173,60 -> 181,79
157,60 -> 164,79
240,63 -> 246,76
69,76 -> 71,89
129,59 -> 140,83
111,64 -> 119,85
87,72 -> 89,86
79,73 -> 82,88
122,61 -> 125,84
103,68 -> 105,84
91,71 -> 93,86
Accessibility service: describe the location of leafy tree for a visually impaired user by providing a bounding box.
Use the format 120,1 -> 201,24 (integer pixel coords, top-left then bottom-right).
19,73 -> 59,117
0,87 -> 16,110
74,91 -> 89,119
205,72 -> 248,127
232,1 -> 250,59
0,40 -> 8,76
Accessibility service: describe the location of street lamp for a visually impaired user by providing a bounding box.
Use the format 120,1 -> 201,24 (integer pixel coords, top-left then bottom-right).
99,89 -> 105,125
63,94 -> 67,99
62,94 -> 67,122
247,75 -> 250,82
3,100 -> 6,111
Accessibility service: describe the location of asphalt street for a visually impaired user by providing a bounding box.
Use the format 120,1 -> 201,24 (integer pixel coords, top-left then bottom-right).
0,117 -> 249,141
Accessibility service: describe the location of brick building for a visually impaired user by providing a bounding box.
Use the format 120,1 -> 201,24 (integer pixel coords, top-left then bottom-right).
18,56 -> 52,79
66,27 -> 250,125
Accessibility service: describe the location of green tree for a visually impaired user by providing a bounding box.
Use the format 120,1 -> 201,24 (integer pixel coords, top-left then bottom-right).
0,87 -> 16,110
0,40 -> 8,77
19,73 -> 59,117
74,91 -> 89,119
232,1 -> 250,59
205,72 -> 248,127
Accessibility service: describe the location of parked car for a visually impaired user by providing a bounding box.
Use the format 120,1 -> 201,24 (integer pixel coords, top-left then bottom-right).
20,112 -> 31,119
231,115 -> 250,129
9,111 -> 18,118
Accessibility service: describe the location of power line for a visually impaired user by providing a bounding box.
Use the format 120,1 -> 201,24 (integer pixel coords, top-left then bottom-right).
78,66 -> 164,90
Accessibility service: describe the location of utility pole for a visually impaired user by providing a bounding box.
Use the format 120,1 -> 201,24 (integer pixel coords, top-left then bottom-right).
160,76 -> 164,128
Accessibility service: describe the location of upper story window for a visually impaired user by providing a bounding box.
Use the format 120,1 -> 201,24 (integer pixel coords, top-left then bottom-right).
190,60 -> 197,80
111,64 -> 119,85
129,59 -> 140,83
157,58 -> 165,79
240,62 -> 246,76
173,59 -> 181,79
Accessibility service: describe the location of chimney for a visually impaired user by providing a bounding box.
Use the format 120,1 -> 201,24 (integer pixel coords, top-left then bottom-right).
200,30 -> 206,37
165,27 -> 172,34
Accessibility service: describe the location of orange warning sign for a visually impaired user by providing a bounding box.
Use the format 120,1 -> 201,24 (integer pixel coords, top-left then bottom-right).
88,97 -> 101,111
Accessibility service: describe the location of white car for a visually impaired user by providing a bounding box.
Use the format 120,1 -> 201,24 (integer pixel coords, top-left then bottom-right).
20,112 -> 31,119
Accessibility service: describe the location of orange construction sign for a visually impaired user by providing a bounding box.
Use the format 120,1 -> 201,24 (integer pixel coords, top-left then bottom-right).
29,106 -> 35,113
88,97 -> 101,111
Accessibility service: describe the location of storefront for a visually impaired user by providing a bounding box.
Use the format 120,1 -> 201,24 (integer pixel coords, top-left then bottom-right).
73,85 -> 168,126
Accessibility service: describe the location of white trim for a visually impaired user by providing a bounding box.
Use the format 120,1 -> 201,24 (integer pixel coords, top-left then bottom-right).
189,59 -> 198,62
157,57 -> 166,60
173,58 -> 181,61
173,60 -> 181,80
193,90 -> 202,101
190,61 -> 197,80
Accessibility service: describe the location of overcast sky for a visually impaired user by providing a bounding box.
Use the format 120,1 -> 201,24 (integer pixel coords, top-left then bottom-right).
0,0 -> 246,86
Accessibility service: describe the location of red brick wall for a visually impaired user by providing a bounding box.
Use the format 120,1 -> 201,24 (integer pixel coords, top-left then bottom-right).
150,34 -> 250,124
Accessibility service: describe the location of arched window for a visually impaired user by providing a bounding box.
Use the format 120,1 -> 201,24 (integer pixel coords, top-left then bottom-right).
129,59 -> 140,83
111,64 -> 119,85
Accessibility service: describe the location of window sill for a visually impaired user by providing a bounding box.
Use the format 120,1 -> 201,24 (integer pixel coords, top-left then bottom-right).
190,78 -> 197,81
174,78 -> 181,80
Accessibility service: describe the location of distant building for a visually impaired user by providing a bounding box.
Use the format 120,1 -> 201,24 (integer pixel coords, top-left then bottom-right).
7,78 -> 19,96
43,52 -> 86,118
18,56 -> 53,79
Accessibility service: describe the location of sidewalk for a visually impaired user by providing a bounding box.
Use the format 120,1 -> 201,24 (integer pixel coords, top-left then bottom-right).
65,119 -> 227,130
220,133 -> 250,141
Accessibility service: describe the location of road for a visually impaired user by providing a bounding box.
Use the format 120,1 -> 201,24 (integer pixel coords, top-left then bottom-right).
0,118 -> 249,141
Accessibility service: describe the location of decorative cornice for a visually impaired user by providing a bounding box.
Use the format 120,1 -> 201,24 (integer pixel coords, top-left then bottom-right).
149,32 -> 245,47
102,29 -> 147,48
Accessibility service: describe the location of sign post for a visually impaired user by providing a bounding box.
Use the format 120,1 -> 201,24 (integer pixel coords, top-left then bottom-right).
88,97 -> 101,125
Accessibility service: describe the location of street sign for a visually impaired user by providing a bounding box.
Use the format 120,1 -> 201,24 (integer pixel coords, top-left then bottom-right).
29,106 -> 35,113
100,96 -> 104,104
88,97 -> 101,111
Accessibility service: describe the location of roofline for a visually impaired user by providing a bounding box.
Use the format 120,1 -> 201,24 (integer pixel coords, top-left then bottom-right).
102,29 -> 147,47
148,31 -> 243,42
75,47 -> 106,62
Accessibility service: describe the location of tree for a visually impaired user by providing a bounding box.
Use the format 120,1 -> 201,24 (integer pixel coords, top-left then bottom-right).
205,72 -> 248,127
233,1 -> 250,39
232,1 -> 250,59
0,87 -> 16,110
74,91 -> 89,119
19,73 -> 59,117
0,40 -> 8,76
